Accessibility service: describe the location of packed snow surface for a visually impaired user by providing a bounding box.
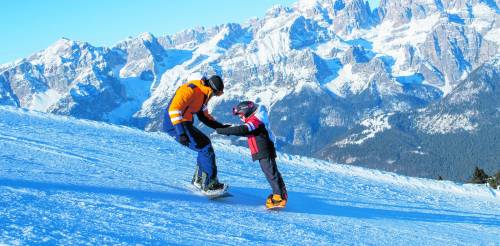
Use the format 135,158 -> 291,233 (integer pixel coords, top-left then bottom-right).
0,106 -> 498,245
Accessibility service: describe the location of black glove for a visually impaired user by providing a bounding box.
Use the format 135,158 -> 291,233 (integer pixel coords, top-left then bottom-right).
178,133 -> 190,146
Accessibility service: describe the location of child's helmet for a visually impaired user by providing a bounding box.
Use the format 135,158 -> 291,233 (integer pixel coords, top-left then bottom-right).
232,101 -> 257,117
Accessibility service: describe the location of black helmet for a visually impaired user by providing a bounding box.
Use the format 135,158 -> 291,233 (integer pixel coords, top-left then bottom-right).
232,101 -> 257,117
207,75 -> 224,94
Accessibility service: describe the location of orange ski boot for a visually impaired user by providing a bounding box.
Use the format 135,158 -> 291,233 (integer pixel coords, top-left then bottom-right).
265,194 -> 287,210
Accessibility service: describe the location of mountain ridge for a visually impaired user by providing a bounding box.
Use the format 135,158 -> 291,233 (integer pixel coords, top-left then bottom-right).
321,58 -> 500,181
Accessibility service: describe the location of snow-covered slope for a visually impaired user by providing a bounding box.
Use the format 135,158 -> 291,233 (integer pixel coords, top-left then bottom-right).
0,106 -> 498,245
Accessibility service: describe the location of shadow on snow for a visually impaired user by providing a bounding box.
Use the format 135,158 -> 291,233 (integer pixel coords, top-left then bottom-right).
1,178 -> 499,227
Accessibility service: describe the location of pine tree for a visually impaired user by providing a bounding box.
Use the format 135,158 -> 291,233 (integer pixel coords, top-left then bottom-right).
484,170 -> 500,189
469,166 -> 489,184
489,171 -> 500,189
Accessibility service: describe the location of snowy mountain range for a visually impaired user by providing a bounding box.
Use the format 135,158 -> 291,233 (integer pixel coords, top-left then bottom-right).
0,106 -> 499,244
320,59 -> 500,180
0,0 -> 499,181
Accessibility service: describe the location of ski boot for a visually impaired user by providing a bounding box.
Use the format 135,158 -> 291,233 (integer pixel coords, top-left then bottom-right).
206,180 -> 225,190
265,194 -> 287,209
202,178 -> 227,194
199,172 -> 228,197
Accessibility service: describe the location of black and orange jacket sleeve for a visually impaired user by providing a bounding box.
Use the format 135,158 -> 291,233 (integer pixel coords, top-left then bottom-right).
168,83 -> 196,135
168,86 -> 194,123
168,79 -> 224,134
197,104 -> 225,129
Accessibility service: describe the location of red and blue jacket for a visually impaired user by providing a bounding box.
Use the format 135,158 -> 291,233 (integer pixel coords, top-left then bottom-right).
216,105 -> 277,161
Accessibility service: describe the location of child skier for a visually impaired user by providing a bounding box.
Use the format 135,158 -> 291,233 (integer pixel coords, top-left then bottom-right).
216,101 -> 287,209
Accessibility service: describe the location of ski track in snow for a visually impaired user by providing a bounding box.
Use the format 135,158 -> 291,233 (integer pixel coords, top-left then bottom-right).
0,106 -> 499,245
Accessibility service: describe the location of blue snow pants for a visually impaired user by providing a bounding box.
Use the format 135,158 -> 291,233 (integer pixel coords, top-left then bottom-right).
163,109 -> 217,186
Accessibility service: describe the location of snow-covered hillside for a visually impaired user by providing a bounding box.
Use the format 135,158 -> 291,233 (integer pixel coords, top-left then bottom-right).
0,106 -> 498,245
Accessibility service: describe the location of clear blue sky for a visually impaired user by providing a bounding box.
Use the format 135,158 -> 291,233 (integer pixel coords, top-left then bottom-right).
0,0 -> 380,64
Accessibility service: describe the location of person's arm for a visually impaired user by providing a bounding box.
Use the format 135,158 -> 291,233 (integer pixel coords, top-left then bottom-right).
216,118 -> 261,136
168,86 -> 194,144
196,106 -> 226,129
216,124 -> 250,136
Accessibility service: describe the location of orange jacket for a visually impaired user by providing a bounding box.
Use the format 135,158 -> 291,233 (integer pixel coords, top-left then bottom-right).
168,79 -> 217,126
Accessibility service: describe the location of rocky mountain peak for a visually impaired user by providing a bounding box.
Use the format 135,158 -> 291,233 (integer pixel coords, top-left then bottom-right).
292,0 -> 375,33
265,4 -> 293,18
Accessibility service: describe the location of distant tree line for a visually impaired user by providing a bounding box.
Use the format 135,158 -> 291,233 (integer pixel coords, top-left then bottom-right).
467,166 -> 500,189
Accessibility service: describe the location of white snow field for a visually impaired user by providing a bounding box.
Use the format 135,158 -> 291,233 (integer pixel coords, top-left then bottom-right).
0,106 -> 499,245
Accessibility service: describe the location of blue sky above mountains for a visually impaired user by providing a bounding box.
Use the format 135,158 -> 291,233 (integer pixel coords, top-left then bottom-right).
0,0 -> 380,64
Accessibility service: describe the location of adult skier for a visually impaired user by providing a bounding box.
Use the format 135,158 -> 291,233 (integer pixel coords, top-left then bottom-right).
163,75 -> 229,194
215,101 -> 287,209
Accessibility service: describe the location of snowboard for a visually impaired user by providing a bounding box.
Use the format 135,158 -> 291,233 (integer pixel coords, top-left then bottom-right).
188,183 -> 232,199
265,204 -> 286,211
